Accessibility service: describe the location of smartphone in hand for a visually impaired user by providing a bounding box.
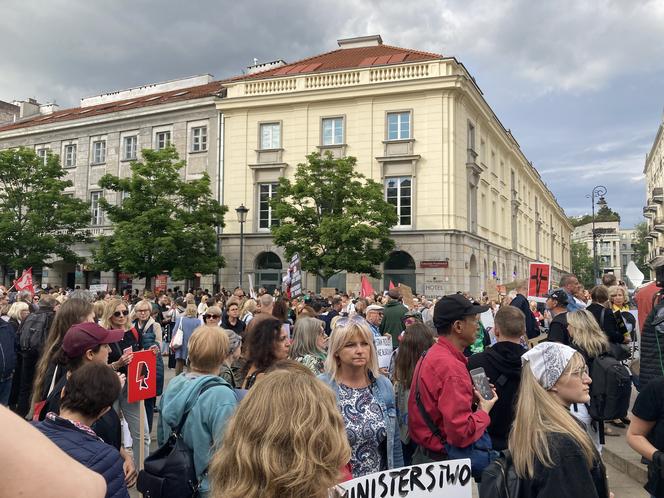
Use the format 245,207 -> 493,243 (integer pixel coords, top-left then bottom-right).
470,367 -> 494,400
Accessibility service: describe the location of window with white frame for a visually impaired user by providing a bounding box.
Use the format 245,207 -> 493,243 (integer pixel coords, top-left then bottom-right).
92,140 -> 106,164
123,136 -> 137,160
258,183 -> 279,229
64,144 -> 76,167
90,191 -> 103,225
322,117 -> 344,146
386,111 -> 411,140
191,126 -> 207,152
385,177 -> 412,227
259,123 -> 281,149
36,147 -> 48,165
155,131 -> 171,150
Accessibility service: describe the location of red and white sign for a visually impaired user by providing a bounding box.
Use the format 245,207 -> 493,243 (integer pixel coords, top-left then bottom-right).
528,262 -> 551,303
127,350 -> 157,403
155,274 -> 168,293
14,268 -> 34,294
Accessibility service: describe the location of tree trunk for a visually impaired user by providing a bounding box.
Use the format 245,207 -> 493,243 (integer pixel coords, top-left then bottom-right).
144,275 -> 153,291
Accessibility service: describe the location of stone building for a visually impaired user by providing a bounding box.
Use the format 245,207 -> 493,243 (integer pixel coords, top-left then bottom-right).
572,221 -> 622,279
644,116 -> 664,275
217,35 -> 572,295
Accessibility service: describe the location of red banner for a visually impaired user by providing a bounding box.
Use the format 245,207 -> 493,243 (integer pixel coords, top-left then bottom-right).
359,275 -> 375,298
14,268 -> 34,294
528,263 -> 551,302
155,274 -> 168,293
127,350 -> 157,403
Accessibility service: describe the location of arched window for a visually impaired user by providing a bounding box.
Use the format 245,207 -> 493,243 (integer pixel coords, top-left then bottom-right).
254,252 -> 282,294
384,251 -> 416,291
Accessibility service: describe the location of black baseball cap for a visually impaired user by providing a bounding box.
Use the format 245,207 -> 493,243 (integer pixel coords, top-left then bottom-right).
545,289 -> 569,306
433,294 -> 489,330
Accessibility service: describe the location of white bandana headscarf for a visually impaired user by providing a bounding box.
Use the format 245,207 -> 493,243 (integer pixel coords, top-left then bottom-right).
522,342 -> 577,390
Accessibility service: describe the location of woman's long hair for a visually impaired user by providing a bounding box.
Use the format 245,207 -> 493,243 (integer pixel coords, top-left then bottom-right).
100,298 -> 131,331
567,309 -> 609,358
393,322 -> 435,387
289,317 -> 325,359
209,370 -> 350,498
242,317 -> 283,376
31,298 -> 93,406
509,352 -> 596,478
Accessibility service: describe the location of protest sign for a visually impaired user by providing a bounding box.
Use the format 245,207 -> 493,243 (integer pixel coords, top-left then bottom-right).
89,283 -> 108,292
375,336 -> 392,370
289,253 -> 302,298
528,263 -> 551,303
127,350 -> 157,403
335,459 -> 472,498
485,278 -> 499,301
321,287 -> 336,298
399,283 -> 415,307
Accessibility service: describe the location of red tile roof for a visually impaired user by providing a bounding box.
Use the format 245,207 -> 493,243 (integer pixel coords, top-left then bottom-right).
233,44 -> 444,81
0,80 -> 224,133
0,43 -> 443,133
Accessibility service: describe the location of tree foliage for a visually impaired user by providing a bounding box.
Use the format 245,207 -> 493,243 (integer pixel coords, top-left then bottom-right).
569,204 -> 621,227
270,153 -> 398,284
632,221 -> 650,276
571,240 -> 595,288
92,146 -> 227,288
0,147 -> 90,273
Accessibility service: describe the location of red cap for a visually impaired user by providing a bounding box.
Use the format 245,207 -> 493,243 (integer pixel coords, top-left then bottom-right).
62,322 -> 125,358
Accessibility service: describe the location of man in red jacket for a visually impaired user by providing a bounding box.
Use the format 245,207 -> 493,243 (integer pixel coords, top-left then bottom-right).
408,294 -> 498,467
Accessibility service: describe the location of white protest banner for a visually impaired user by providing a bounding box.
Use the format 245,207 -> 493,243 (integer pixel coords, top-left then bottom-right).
335,459 -> 472,498
375,336 -> 392,370
89,283 -> 108,292
480,309 -> 494,330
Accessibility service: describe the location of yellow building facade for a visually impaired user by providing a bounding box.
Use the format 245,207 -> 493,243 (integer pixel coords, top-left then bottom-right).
217,36 -> 571,296
644,118 -> 664,273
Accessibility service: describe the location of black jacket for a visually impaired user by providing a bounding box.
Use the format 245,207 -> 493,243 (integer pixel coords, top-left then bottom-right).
520,432 -> 608,498
510,294 -> 539,339
640,302 -> 664,388
467,341 -> 525,451
586,303 -> 622,344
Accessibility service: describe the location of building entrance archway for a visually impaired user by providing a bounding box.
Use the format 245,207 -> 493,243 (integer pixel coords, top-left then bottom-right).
384,251 -> 416,291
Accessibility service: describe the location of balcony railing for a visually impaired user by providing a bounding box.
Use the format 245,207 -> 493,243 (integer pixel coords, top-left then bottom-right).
653,187 -> 664,204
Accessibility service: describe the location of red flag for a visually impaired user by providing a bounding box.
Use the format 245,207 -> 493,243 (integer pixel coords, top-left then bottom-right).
360,275 -> 375,298
388,280 -> 396,290
14,268 -> 34,294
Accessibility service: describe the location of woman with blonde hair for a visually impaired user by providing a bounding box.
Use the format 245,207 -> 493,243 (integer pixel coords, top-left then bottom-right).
7,301 -> 29,332
156,326 -> 237,498
507,342 -> 610,497
172,303 -> 200,375
209,369 -> 350,498
289,317 -> 327,375
239,298 -> 257,325
318,319 -> 403,478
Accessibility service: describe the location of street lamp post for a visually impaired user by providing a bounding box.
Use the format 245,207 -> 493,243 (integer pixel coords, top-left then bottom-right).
235,204 -> 249,290
586,186 -> 607,284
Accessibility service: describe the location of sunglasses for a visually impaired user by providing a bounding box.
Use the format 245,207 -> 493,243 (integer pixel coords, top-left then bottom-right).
333,315 -> 366,329
113,310 -> 130,317
204,314 -> 220,320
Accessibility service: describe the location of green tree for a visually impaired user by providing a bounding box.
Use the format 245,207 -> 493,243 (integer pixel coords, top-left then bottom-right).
571,241 -> 595,288
632,221 -> 650,276
0,147 -> 90,279
93,146 -> 227,289
569,205 -> 621,227
270,153 -> 398,285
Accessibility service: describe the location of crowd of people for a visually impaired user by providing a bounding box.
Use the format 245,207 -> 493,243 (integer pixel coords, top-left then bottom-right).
0,270 -> 662,497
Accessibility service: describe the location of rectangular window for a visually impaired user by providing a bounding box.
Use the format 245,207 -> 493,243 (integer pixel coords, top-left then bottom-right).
155,131 -> 171,150
92,140 -> 106,164
191,126 -> 207,152
468,122 -> 475,151
322,117 -> 344,146
258,183 -> 279,229
386,112 -> 411,140
123,136 -> 137,160
259,123 -> 281,149
90,191 -> 103,226
385,177 -> 412,227
36,147 -> 48,165
64,145 -> 76,167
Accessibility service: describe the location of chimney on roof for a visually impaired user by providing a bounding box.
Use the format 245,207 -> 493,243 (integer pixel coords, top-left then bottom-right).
12,99 -> 40,118
39,103 -> 60,115
247,59 -> 287,75
337,35 -> 383,49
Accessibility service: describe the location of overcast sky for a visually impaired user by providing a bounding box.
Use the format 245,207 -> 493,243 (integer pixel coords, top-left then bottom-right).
2,0 -> 663,227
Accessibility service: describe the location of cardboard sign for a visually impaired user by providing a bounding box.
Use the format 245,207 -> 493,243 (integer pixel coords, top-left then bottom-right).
375,336 -> 393,369
89,283 -> 108,292
127,350 -> 157,403
399,283 -> 415,308
528,263 -> 551,303
321,287 -> 336,299
485,278 -> 499,302
335,459 -> 472,498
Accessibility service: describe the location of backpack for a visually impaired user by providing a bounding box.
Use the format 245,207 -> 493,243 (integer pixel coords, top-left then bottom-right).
479,450 -> 522,498
18,311 -> 53,355
136,379 -> 228,498
587,353 -> 631,422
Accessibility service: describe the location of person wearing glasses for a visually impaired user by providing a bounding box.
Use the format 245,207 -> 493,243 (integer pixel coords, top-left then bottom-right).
131,300 -> 163,431
289,317 -> 327,375
173,304 -> 202,375
201,306 -> 222,327
101,298 -> 150,469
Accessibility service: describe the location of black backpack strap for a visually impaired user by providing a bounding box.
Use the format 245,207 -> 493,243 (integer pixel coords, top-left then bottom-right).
414,348 -> 446,447
600,307 -> 606,330
172,379 -> 224,435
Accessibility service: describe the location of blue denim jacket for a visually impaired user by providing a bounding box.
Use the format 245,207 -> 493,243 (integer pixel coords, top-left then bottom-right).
318,372 -> 404,471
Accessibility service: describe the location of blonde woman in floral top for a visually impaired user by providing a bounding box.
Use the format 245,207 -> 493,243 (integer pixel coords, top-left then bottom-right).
289,317 -> 327,375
